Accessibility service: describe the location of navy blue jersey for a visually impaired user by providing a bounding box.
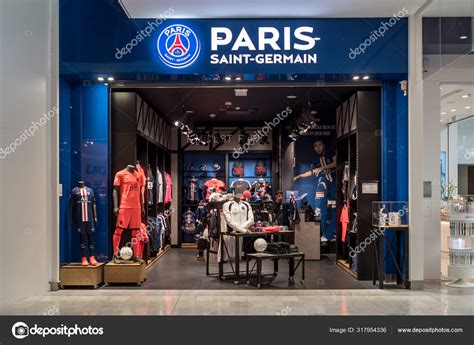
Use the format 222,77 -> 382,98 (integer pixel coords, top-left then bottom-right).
70,187 -> 95,223
313,149 -> 336,182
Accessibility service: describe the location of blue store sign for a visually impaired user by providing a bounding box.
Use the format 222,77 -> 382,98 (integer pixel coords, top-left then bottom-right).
148,19 -> 407,74
59,1 -> 408,76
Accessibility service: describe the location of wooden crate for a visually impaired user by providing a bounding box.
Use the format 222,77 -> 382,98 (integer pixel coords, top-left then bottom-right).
60,263 -> 104,288
104,262 -> 146,285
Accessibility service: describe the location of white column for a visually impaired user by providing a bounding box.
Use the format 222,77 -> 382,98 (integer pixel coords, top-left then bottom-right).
0,0 -> 57,302
408,12 -> 425,289
423,81 -> 441,280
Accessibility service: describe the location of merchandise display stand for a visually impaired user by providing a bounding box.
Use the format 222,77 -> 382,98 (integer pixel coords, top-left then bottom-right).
372,225 -> 409,289
217,230 -> 294,284
104,261 -> 146,286
445,197 -> 474,288
59,263 -> 105,289
372,201 -> 409,289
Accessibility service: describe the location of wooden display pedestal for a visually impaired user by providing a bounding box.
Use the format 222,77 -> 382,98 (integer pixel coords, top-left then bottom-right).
60,263 -> 105,288
104,262 -> 146,286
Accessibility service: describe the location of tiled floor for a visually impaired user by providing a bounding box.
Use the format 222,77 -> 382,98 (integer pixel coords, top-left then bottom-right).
1,284 -> 473,315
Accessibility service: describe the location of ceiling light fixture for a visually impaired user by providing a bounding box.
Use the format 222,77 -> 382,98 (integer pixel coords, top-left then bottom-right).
353,76 -> 360,80
451,109 -> 456,112
97,77 -> 104,81
462,94 -> 470,98
287,95 -> 297,99
362,75 -> 370,80
224,75 -> 232,81
441,112 -> 446,115
107,77 -> 114,81
459,35 -> 468,40
465,106 -> 471,109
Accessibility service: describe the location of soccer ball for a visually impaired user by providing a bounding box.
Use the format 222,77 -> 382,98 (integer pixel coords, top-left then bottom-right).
253,238 -> 268,253
119,246 -> 133,260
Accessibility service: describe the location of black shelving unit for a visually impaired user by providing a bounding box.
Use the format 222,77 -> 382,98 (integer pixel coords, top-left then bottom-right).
335,91 -> 381,281
111,90 -> 173,257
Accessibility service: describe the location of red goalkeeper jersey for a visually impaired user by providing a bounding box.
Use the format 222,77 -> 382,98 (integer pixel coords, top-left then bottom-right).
114,169 -> 143,209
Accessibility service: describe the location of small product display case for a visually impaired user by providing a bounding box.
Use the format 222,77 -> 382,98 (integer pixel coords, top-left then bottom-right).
446,196 -> 474,287
372,201 -> 409,228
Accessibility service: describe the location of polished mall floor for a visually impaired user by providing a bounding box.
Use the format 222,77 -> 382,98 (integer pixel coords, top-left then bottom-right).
1,248 -> 473,315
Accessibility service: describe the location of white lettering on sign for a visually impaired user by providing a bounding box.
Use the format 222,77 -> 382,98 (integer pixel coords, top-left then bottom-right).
210,26 -> 319,65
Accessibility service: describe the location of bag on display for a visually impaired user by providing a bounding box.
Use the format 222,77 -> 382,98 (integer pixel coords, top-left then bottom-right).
266,242 -> 292,254
232,160 -> 245,177
255,159 -> 267,176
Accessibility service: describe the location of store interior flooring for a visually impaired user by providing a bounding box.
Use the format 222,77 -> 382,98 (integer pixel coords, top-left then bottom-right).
104,248 -> 374,290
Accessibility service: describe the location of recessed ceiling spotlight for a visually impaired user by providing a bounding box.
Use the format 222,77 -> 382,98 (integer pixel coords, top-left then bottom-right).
441,112 -> 446,115
209,113 -> 216,119
353,76 -> 360,80
451,109 -> 456,112
224,75 -> 232,81
107,77 -> 114,81
97,77 -> 104,81
234,75 -> 242,81
459,35 -> 468,40
235,107 -> 241,110
174,121 -> 179,126
186,110 -> 194,114
465,106 -> 471,109
287,95 -> 297,99
362,75 -> 370,80
462,94 -> 470,98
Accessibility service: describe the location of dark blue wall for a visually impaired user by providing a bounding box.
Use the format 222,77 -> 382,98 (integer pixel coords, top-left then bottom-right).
381,81 -> 409,275
60,79 -> 110,263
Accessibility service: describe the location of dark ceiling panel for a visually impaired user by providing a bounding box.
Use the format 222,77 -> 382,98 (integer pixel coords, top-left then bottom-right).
136,85 -> 376,125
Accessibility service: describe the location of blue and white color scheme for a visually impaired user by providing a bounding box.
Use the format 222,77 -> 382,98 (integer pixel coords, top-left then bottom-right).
157,24 -> 201,69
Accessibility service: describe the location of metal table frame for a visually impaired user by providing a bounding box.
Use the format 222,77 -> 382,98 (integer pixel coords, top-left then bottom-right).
246,252 -> 305,288
372,225 -> 410,289
211,231 -> 295,284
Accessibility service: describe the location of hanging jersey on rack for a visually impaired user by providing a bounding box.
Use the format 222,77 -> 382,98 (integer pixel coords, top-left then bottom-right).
147,167 -> 154,205
232,160 -> 245,177
255,159 -> 267,176
163,171 -> 173,203
182,209 -> 196,233
156,168 -> 164,203
204,179 -> 226,200
231,179 -> 251,195
184,179 -> 201,202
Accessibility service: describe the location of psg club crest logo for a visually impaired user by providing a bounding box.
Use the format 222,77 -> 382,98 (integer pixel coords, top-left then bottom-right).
157,24 -> 200,69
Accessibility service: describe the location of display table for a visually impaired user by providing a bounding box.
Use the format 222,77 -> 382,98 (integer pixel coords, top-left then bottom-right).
246,252 -> 305,288
60,263 -> 104,289
214,230 -> 294,284
104,261 -> 146,285
372,225 -> 409,289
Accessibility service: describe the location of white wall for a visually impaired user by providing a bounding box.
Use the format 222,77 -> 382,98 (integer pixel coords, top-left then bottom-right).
0,0 -> 58,302
422,81 -> 441,280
